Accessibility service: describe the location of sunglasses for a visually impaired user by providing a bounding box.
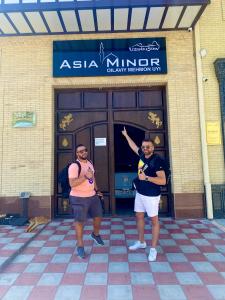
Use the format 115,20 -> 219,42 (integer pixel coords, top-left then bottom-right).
141,145 -> 152,150
77,148 -> 88,154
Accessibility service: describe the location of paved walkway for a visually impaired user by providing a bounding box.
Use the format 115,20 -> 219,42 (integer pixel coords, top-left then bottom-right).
0,224 -> 45,272
0,217 -> 225,300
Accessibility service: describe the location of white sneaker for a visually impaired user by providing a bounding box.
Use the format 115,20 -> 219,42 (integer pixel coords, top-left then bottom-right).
148,248 -> 157,261
129,241 -> 147,250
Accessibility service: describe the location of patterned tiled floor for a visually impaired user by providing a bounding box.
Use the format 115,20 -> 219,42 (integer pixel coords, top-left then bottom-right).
0,224 -> 45,272
0,217 -> 225,300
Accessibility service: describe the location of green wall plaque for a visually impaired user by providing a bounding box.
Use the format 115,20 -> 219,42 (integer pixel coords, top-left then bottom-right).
12,112 -> 36,128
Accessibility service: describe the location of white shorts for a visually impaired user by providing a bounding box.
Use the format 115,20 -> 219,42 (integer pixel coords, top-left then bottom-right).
134,192 -> 160,217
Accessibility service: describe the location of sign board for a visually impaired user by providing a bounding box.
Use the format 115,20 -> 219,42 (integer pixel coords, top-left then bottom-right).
95,138 -> 107,146
53,38 -> 167,77
12,112 -> 36,128
206,121 -> 221,145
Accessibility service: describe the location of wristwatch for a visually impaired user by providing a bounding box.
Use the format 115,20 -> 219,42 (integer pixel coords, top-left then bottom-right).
145,176 -> 148,181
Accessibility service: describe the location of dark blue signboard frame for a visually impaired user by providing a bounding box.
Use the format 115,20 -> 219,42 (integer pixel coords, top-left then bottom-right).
53,38 -> 167,77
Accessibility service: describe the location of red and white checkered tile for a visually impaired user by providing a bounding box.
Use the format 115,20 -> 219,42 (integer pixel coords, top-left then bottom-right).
0,224 -> 45,272
0,218 -> 225,300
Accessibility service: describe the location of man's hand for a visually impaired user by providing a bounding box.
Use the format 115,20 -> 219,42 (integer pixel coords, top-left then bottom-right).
85,168 -> 93,180
121,125 -> 139,155
121,126 -> 128,137
96,190 -> 103,197
138,169 -> 146,181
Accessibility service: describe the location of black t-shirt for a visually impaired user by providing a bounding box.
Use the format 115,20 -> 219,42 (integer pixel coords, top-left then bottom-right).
135,149 -> 164,196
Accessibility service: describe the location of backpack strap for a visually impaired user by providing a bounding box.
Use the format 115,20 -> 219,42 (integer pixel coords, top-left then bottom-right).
74,161 -> 81,177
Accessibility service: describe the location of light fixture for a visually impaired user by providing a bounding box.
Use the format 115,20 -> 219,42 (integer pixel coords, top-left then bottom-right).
200,48 -> 207,58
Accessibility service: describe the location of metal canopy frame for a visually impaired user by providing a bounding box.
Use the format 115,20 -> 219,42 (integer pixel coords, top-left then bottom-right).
0,0 -> 210,37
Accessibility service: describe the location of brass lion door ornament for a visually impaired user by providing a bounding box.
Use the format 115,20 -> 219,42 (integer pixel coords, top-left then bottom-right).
59,113 -> 74,131
148,111 -> 163,128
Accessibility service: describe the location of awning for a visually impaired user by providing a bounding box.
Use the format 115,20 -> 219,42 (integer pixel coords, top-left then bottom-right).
0,0 -> 210,37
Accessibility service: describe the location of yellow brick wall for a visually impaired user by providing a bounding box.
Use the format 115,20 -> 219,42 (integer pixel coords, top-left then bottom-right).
0,30 -> 203,197
199,0 -> 225,184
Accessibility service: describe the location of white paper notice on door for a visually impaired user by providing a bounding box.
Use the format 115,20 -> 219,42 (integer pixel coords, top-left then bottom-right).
95,138 -> 107,146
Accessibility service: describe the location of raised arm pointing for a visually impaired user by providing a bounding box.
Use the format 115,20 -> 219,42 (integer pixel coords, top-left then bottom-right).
121,126 -> 139,155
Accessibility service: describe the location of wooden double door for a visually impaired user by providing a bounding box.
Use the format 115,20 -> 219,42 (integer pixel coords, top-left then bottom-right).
55,88 -> 171,217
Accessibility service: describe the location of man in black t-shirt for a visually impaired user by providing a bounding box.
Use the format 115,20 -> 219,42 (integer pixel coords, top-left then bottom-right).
122,127 -> 166,261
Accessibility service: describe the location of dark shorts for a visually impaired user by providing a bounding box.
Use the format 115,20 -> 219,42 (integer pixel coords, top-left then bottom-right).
69,195 -> 103,222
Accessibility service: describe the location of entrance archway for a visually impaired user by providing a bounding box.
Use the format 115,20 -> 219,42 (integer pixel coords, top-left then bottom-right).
55,88 -> 171,217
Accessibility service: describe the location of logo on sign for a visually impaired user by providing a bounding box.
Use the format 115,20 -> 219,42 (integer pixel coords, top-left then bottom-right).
129,41 -> 160,52
99,42 -> 118,64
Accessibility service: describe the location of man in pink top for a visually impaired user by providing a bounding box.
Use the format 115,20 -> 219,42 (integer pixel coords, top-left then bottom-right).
68,144 -> 104,259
